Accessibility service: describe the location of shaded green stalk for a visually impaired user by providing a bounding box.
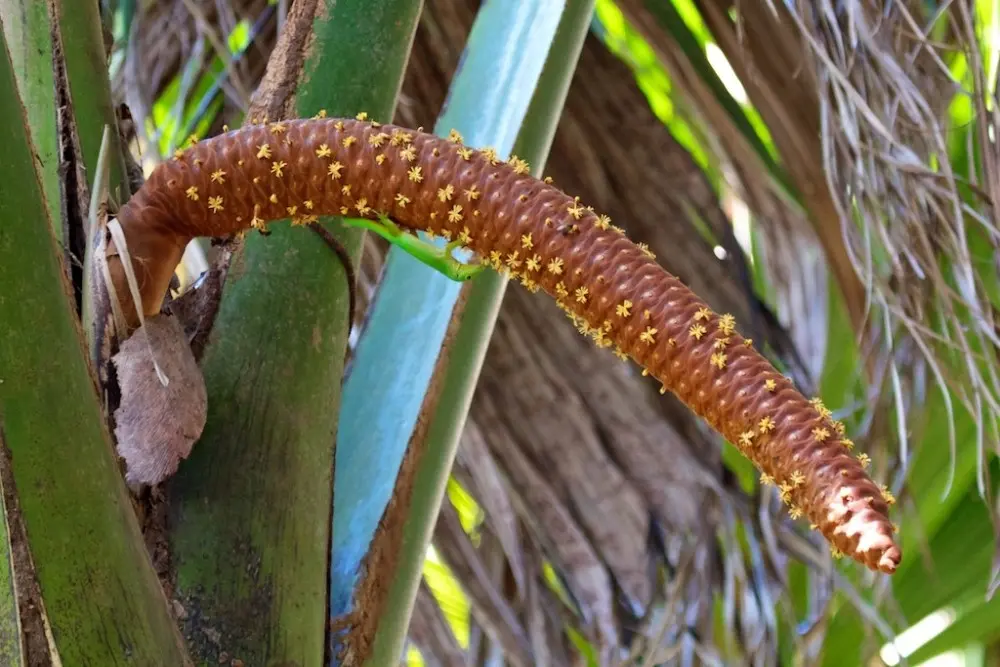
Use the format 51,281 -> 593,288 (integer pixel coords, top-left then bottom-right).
364,1 -> 597,664
0,28 -> 188,665
53,0 -> 128,199
0,0 -> 61,238
165,2 -> 423,665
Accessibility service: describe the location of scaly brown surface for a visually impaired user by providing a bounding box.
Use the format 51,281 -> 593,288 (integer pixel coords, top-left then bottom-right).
105,116 -> 901,573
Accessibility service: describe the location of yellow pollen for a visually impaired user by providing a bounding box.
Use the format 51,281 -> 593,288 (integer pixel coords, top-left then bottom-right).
694,307 -> 711,321
689,324 -> 706,340
408,167 -> 423,182
448,129 -> 464,143
448,205 -> 463,223
759,416 -> 775,433
269,194 -> 278,203
185,186 -> 199,201
459,227 -> 472,244
315,144 -> 332,158
521,233 -> 533,249
812,427 -> 830,442
271,161 -> 286,177
395,194 -> 411,208
257,144 -> 271,159
857,453 -> 871,469
457,146 -> 473,160
390,130 -> 412,146
595,214 -> 611,230
509,155 -> 530,174
342,136 -> 357,148
640,327 -> 657,344
437,185 -> 455,202
208,196 -> 223,213
400,146 -> 417,161
547,258 -> 564,275
765,379 -> 777,392
526,255 -> 541,271
616,300 -> 632,317
481,147 -> 499,165
464,186 -> 480,201
710,353 -> 727,369
355,112 -> 368,120
575,287 -> 589,303
328,162 -> 344,179
210,169 -> 226,184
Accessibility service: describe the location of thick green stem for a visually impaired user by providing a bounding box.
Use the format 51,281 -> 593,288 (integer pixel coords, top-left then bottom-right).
165,2 -> 424,665
0,0 -> 61,238
0,28 -> 188,666
53,0 -> 128,199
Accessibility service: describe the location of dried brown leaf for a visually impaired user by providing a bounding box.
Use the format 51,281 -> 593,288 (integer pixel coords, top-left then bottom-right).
407,578 -> 467,667
474,395 -> 619,659
112,313 -> 206,485
455,420 -> 526,598
433,501 -> 533,667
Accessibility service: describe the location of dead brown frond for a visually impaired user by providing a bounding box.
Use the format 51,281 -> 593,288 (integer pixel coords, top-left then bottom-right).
111,0 -> 278,164
780,0 -> 1000,495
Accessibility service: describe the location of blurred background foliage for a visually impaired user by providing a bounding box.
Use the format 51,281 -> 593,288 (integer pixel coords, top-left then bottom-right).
11,0 -> 1000,664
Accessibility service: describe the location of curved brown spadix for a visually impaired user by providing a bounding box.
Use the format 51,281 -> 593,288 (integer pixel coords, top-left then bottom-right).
103,116 -> 901,574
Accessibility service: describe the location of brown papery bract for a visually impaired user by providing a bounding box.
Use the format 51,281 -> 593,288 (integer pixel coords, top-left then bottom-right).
103,116 -> 901,574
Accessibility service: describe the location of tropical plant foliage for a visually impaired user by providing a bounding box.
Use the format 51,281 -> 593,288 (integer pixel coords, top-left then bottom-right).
2,0 -> 1000,665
